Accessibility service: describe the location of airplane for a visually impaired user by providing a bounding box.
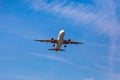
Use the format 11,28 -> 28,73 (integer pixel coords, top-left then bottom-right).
34,30 -> 84,51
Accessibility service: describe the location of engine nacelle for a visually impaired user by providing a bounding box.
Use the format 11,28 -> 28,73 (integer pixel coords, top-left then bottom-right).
68,39 -> 71,41
51,38 -> 54,40
53,44 -> 55,47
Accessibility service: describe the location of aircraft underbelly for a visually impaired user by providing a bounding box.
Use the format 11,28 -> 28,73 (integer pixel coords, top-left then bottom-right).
55,39 -> 63,49
55,31 -> 64,49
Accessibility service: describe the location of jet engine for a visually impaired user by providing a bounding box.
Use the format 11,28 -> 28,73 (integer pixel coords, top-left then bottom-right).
68,39 -> 71,41
51,38 -> 54,40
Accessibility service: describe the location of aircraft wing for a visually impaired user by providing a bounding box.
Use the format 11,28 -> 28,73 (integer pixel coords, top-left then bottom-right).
34,39 -> 57,43
70,41 -> 84,44
48,48 -> 65,51
63,40 -> 84,44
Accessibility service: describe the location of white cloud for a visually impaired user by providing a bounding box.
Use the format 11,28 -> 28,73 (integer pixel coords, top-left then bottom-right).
24,0 -> 120,79
28,52 -> 70,63
28,52 -> 96,72
25,0 -> 99,23
24,0 -> 120,37
106,72 -> 120,80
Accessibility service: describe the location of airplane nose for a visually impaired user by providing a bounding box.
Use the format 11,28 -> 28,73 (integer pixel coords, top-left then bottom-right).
61,30 -> 64,33
59,30 -> 65,34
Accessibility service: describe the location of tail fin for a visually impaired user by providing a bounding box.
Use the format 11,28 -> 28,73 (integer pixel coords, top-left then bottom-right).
48,48 -> 65,51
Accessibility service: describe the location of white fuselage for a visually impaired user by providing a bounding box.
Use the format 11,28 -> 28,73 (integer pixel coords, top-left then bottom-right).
55,30 -> 65,50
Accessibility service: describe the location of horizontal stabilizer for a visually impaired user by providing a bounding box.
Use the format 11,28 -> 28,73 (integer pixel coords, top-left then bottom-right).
48,48 -> 65,51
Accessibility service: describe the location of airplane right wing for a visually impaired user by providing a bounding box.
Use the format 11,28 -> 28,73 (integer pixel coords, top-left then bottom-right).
70,41 -> 84,44
63,40 -> 84,44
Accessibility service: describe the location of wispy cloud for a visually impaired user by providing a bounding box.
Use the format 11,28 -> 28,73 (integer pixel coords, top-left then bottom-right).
28,52 -> 97,72
24,0 -> 120,79
86,43 -> 111,48
28,52 -> 69,63
24,0 -> 120,37
94,63 -> 111,72
106,72 -> 120,80
24,0 -> 98,23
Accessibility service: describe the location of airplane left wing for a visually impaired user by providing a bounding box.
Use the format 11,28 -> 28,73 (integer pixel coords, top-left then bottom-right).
63,40 -> 84,44
34,39 -> 57,43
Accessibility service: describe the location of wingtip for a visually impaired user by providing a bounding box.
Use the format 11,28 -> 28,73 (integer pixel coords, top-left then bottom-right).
34,40 -> 37,41
34,40 -> 40,42
79,42 -> 84,44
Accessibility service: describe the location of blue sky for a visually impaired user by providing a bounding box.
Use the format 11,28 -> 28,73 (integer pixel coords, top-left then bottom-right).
0,0 -> 120,80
